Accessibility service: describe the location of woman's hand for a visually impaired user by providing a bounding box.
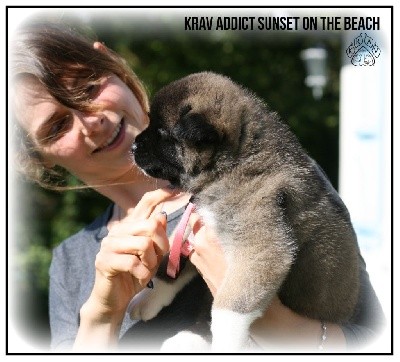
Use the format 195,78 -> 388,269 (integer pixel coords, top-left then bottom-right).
188,212 -> 227,296
74,188 -> 175,350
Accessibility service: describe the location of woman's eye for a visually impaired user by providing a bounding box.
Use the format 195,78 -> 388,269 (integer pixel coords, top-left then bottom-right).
46,115 -> 71,140
85,83 -> 100,99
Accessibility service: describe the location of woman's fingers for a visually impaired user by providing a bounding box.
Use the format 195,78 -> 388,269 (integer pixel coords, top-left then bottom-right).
187,212 -> 227,296
188,212 -> 207,254
98,211 -> 170,287
152,212 -> 169,255
86,188 -> 183,319
127,187 -> 179,220
188,212 -> 203,234
100,235 -> 159,270
109,214 -> 169,255
96,252 -> 153,289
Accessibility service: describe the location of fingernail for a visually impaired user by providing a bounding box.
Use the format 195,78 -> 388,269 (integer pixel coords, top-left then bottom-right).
158,211 -> 167,218
147,280 -> 154,289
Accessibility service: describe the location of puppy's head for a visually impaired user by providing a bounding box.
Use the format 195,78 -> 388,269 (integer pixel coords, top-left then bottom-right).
132,72 -> 256,192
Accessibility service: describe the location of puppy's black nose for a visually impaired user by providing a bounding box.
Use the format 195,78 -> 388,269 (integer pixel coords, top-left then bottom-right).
131,143 -> 138,153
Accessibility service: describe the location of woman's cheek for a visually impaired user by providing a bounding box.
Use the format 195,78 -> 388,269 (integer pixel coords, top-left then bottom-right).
47,134 -> 83,160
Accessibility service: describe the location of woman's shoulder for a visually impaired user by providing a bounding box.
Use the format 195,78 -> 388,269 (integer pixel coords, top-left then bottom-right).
51,204 -> 113,262
49,206 -> 114,311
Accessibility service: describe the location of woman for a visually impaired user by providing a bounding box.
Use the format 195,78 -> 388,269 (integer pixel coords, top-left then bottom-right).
11,21 -> 385,352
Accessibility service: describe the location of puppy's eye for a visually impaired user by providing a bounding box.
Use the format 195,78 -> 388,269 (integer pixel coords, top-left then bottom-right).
173,113 -> 220,147
179,104 -> 192,118
158,128 -> 169,138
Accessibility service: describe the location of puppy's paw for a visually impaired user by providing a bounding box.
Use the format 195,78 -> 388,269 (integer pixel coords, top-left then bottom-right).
128,278 -> 172,321
128,270 -> 197,321
211,308 -> 262,352
161,331 -> 211,353
128,291 -> 158,321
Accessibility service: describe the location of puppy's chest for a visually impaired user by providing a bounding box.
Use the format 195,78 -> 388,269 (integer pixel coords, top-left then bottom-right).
196,205 -> 218,229
194,203 -> 238,257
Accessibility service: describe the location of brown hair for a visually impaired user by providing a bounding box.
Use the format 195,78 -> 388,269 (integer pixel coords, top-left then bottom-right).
11,21 -> 149,190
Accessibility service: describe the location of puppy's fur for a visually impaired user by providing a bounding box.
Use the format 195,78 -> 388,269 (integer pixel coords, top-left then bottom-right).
131,72 -> 359,351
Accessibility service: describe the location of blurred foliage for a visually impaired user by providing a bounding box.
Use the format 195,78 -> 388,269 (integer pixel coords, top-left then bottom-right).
10,14 -> 342,346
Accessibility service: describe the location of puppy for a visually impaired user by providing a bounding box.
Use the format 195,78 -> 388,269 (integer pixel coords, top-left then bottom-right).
131,72 -> 360,351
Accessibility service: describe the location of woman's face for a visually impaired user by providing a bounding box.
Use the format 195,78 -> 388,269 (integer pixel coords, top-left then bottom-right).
14,74 -> 149,185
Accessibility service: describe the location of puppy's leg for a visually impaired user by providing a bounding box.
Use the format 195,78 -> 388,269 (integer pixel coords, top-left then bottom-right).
211,308 -> 262,351
161,331 -> 210,352
129,266 -> 197,321
211,242 -> 295,352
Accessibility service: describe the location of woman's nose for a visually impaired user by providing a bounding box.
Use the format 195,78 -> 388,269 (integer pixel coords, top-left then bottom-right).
77,112 -> 104,135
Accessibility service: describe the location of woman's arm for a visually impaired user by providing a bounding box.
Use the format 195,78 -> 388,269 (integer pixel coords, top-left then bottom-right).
250,297 -> 346,351
72,189 -> 174,351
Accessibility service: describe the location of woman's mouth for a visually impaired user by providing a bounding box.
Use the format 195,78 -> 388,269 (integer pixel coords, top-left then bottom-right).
93,119 -> 125,153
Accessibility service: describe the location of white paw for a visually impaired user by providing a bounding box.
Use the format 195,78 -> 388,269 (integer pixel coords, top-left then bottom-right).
128,278 -> 172,321
128,290 -> 158,321
211,308 -> 262,352
161,331 -> 210,353
128,270 -> 197,321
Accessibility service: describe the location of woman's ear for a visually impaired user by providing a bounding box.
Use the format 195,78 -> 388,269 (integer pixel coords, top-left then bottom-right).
42,159 -> 56,169
38,154 -> 55,169
29,148 -> 55,169
93,41 -> 107,53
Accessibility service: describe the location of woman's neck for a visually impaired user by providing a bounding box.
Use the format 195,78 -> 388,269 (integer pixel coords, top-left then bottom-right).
90,167 -> 190,218
92,169 -> 169,212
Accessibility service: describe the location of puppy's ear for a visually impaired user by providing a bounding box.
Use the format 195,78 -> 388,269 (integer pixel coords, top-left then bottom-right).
173,111 -> 220,147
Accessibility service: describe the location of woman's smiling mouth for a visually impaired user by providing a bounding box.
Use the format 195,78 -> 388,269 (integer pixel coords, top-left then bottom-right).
93,119 -> 125,153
